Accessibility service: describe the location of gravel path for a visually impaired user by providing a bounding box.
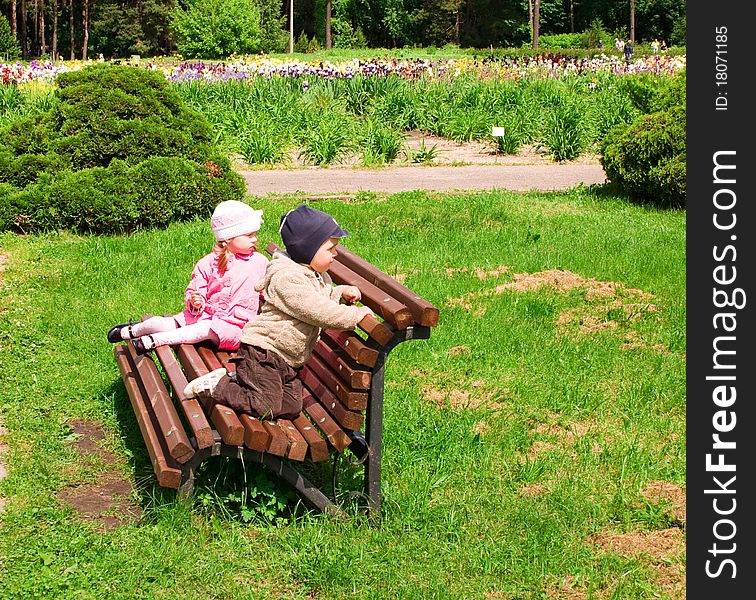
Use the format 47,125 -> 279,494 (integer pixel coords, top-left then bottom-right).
240,164 -> 607,195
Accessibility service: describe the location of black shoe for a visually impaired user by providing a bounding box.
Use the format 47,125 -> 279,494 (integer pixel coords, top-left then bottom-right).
132,336 -> 153,355
107,321 -> 136,343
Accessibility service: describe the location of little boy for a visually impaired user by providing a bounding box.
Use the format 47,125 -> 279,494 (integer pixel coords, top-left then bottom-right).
183,204 -> 373,419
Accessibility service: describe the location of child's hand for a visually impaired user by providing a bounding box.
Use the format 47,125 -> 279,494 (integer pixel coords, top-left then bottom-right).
189,292 -> 205,312
341,286 -> 361,303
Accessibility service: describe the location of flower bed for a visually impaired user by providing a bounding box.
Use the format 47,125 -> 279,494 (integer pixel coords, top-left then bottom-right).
1,53 -> 686,86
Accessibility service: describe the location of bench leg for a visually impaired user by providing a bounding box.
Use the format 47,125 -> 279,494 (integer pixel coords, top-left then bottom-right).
364,364 -> 385,517
178,468 -> 195,501
260,453 -> 347,518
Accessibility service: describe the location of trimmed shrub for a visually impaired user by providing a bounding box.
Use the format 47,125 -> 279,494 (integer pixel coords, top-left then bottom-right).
2,156 -> 244,235
0,64 -> 245,234
600,105 -> 685,208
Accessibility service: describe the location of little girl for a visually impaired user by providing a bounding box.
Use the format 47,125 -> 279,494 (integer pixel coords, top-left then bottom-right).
107,200 -> 269,354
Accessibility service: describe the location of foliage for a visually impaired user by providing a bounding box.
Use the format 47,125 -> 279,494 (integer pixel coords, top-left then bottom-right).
0,64 -> 244,234
1,155 -> 244,235
600,72 -> 686,208
538,33 -> 584,50
0,16 -> 20,61
170,0 -> 262,59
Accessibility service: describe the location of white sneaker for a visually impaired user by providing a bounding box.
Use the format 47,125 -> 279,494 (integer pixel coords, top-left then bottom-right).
183,368 -> 227,399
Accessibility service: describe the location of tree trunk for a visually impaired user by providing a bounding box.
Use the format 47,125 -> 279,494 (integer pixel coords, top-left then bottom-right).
569,0 -> 575,33
33,0 -> 38,55
11,0 -> 17,39
82,0 -> 88,60
532,0 -> 540,50
325,0 -> 331,50
52,0 -> 58,61
39,0 -> 47,56
630,0 -> 636,43
20,0 -> 27,57
289,0 -> 294,53
527,0 -> 532,32
454,8 -> 461,44
69,0 -> 74,60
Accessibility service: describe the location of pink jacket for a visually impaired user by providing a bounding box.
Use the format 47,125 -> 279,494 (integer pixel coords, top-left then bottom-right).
182,250 -> 269,350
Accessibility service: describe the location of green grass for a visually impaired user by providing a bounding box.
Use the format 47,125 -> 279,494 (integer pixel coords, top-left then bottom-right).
0,188 -> 685,598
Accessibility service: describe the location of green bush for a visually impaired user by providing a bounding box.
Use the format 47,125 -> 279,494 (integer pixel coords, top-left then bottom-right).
538,33 -> 584,50
600,105 -> 685,208
0,64 -> 245,234
2,156 -> 244,235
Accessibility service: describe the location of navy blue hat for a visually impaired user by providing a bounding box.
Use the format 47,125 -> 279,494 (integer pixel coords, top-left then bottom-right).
279,204 -> 349,264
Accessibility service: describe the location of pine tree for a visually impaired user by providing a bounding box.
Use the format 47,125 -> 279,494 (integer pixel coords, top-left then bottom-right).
0,16 -> 21,60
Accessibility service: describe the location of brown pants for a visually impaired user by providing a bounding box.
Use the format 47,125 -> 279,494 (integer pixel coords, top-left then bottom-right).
212,344 -> 302,419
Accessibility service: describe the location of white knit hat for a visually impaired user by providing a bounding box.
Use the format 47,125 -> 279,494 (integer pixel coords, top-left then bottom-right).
210,201 -> 263,242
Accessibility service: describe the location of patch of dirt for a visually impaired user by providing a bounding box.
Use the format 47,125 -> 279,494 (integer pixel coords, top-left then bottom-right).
446,268 -> 663,350
642,480 -> 686,526
56,419 -> 142,530
588,527 -> 685,600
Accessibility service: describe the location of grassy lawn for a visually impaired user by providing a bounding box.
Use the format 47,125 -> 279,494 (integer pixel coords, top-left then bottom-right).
0,187 -> 685,599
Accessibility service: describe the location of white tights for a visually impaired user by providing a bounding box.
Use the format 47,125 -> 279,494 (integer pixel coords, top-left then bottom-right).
125,316 -> 220,349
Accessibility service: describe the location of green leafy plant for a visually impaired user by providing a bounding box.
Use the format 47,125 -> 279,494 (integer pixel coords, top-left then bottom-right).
410,139 -> 440,164
360,119 -> 405,165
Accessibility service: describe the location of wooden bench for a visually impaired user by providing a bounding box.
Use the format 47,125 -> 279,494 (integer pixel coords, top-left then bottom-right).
114,243 -> 439,516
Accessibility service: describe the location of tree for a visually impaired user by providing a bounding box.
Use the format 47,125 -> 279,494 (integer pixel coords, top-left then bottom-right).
0,14 -> 20,59
170,0 -> 262,58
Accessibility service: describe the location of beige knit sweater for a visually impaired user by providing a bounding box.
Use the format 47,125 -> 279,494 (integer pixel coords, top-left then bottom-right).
239,251 -> 364,367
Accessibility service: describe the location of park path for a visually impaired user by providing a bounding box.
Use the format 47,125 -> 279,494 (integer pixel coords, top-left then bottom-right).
239,163 -> 607,195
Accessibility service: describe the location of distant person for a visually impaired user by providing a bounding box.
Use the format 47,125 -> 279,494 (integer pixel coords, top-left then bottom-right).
615,38 -> 624,52
651,39 -> 660,54
623,40 -> 634,61
597,39 -> 604,51
108,201 -> 268,354
183,205 -> 374,420
661,39 -> 668,52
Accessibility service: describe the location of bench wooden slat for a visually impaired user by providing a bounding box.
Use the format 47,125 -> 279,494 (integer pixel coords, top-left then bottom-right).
197,344 -> 224,372
322,330 -> 378,368
262,421 -> 289,456
153,345 -> 214,449
336,246 -> 440,327
307,352 -> 368,410
115,346 -> 182,489
327,260 -> 414,330
209,403 -> 245,446
300,367 -> 364,431
278,419 -> 307,462
302,390 -> 351,452
174,343 -> 245,446
239,414 -> 270,452
126,343 -> 194,464
175,343 -> 209,380
292,413 -> 330,462
313,338 -> 371,390
356,313 -> 394,346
